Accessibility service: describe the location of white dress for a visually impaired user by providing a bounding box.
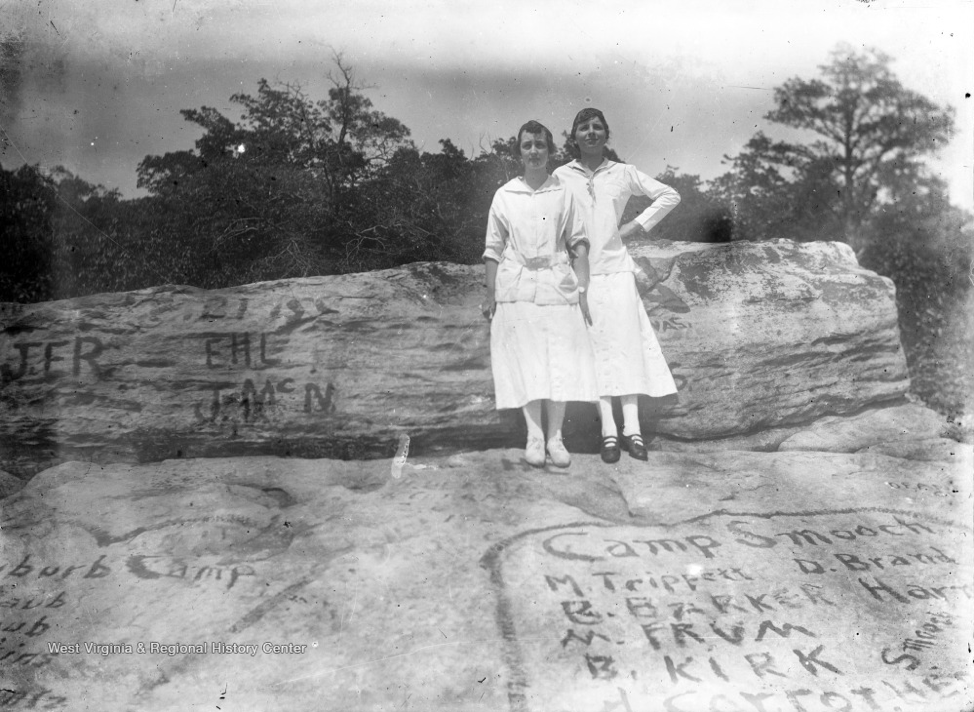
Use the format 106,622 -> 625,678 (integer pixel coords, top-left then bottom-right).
553,159 -> 680,397
483,176 -> 599,409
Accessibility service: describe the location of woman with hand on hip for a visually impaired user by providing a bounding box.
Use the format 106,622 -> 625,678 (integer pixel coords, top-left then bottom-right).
553,108 -> 680,463
482,120 -> 598,468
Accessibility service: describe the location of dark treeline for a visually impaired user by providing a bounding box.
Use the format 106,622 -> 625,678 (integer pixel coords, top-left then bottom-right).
2,47 -> 971,415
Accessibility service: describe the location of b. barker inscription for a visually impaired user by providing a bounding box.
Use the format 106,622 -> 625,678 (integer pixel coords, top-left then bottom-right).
482,513 -> 972,712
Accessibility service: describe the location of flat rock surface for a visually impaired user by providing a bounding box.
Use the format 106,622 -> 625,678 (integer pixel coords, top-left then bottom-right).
777,404 -> 949,453
0,470 -> 22,499
1,240 -> 910,476
1,442 -> 970,711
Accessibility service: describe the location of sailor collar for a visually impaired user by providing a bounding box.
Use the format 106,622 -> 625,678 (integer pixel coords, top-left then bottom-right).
504,175 -> 562,194
565,158 -> 613,176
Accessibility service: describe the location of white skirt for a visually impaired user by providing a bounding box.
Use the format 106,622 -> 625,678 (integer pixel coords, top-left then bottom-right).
587,272 -> 679,397
490,301 -> 599,409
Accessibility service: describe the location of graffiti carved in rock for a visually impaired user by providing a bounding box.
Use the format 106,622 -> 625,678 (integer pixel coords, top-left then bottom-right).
482,511 -> 972,712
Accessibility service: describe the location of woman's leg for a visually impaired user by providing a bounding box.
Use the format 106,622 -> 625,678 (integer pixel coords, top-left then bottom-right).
544,400 -> 566,441
523,400 -> 544,440
621,395 -> 640,436
599,396 -> 617,437
620,393 -> 648,460
522,400 -> 546,466
598,396 -> 621,463
544,400 -> 571,467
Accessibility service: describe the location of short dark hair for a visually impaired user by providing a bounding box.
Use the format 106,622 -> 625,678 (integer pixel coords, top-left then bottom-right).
568,108 -> 611,159
513,120 -> 556,156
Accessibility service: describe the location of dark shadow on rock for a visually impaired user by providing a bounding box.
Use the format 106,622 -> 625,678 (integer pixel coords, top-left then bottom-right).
562,395 -> 681,454
0,420 -> 63,480
698,209 -> 734,243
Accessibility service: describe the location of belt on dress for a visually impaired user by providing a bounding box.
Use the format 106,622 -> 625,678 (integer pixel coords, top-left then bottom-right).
505,251 -> 570,270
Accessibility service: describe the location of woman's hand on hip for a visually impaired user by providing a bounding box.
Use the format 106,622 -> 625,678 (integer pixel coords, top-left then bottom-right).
619,220 -> 645,241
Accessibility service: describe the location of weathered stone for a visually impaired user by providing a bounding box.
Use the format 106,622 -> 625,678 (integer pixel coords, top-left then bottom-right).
1,447 -> 970,711
629,239 -> 909,438
857,438 -> 973,463
0,240 -> 909,476
656,423 -> 809,453
0,469 -> 23,499
611,449 -> 970,519
777,403 -> 949,453
0,263 -> 497,478
655,403 -> 959,455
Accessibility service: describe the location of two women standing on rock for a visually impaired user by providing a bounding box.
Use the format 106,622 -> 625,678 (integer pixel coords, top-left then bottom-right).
483,111 -> 680,467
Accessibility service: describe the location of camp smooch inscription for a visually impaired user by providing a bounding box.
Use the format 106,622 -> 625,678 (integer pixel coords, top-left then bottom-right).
481,512 -> 972,712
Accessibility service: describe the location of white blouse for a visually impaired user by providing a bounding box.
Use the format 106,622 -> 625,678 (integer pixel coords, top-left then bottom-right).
553,159 -> 680,274
483,176 -> 589,305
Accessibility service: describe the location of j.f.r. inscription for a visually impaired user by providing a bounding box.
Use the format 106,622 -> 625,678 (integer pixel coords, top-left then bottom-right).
0,336 -> 104,384
486,513 -> 972,712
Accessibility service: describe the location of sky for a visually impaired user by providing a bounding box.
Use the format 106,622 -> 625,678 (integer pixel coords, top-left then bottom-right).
1,0 -> 972,210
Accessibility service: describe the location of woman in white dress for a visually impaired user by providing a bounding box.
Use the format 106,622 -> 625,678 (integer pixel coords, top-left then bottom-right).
553,108 -> 680,463
482,120 -> 598,468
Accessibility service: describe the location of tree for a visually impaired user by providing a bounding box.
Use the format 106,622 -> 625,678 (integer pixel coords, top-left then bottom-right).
717,44 -> 955,252
338,139 -> 489,270
135,55 -> 415,285
710,132 -> 838,243
711,44 -> 970,417
46,168 -> 163,298
0,163 -> 140,302
0,163 -> 57,302
859,179 -> 973,415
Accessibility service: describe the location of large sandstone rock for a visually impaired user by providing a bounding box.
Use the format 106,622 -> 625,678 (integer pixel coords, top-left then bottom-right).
655,403 -> 954,454
0,240 -> 909,476
776,403 -> 948,452
627,239 -> 908,436
1,444 -> 970,711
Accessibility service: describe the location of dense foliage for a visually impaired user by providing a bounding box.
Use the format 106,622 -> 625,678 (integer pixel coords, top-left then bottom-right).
1,50 -> 970,415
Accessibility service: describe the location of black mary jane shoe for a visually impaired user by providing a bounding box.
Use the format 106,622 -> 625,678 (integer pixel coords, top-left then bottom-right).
600,435 -> 621,464
621,433 -> 649,461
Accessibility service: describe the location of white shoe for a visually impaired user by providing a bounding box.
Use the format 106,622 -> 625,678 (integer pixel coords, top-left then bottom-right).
525,437 -> 546,467
547,437 -> 571,468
